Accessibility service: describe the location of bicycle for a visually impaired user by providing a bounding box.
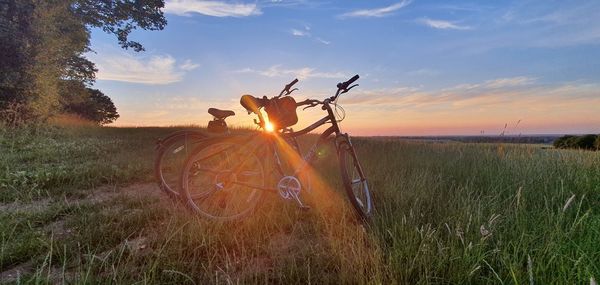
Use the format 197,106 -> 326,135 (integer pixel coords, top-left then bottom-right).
154,108 -> 235,198
180,75 -> 372,221
154,81 -> 303,199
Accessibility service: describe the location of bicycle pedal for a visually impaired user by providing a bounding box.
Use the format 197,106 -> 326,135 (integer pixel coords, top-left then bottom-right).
300,205 -> 311,211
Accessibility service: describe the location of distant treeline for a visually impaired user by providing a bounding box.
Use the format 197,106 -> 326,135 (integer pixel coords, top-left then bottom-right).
389,135 -> 560,144
553,134 -> 600,150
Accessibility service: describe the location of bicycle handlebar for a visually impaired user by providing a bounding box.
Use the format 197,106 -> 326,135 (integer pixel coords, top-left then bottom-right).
296,74 -> 362,111
278,78 -> 299,97
337,74 -> 359,91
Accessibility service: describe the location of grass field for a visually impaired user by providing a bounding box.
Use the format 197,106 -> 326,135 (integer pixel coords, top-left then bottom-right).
1,126 -> 599,284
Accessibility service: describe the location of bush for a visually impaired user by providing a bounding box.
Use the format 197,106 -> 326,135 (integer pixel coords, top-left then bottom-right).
575,134 -> 597,150
553,134 -> 598,150
553,135 -> 575,149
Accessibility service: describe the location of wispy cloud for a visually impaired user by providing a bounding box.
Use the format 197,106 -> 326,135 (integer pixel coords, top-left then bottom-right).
289,25 -> 330,44
339,0 -> 412,18
418,18 -> 471,30
338,77 -> 600,135
236,65 -> 346,80
341,76 -> 599,110
406,68 -> 439,76
164,0 -> 262,17
445,76 -> 536,91
291,28 -> 309,37
179,59 -> 200,71
482,77 -> 535,88
93,52 -> 197,84
316,37 -> 331,45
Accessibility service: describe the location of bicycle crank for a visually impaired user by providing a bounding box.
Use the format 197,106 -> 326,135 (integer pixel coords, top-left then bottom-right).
277,176 -> 310,210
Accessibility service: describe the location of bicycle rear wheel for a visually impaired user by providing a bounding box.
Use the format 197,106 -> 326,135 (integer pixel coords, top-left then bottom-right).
154,131 -> 208,198
338,140 -> 373,220
180,139 -> 265,220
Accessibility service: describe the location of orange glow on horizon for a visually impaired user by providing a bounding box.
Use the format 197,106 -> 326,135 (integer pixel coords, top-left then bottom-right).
107,80 -> 600,136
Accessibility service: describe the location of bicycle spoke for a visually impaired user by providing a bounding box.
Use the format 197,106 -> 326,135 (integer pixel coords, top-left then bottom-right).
355,197 -> 365,208
192,166 -> 220,174
172,145 -> 185,154
182,140 -> 265,220
246,189 -> 258,203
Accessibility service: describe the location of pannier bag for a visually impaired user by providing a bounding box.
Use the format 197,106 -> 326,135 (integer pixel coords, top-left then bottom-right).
207,119 -> 228,133
265,97 -> 298,129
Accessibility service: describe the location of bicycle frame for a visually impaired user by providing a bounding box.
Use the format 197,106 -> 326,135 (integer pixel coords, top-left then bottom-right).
210,101 -> 347,194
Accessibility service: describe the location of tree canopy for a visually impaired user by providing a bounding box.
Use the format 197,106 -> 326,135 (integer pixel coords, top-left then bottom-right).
0,0 -> 166,126
553,134 -> 599,150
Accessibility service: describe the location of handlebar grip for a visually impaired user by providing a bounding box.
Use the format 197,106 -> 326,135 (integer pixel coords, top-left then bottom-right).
338,74 -> 360,90
346,74 -> 359,86
286,78 -> 299,90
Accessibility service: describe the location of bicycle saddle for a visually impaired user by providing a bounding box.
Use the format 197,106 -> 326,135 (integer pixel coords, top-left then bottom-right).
208,108 -> 235,119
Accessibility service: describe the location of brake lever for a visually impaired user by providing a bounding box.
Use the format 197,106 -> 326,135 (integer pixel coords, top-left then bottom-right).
340,84 -> 359,94
285,88 -> 299,96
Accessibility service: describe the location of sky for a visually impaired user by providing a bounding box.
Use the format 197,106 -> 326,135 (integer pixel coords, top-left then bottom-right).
88,0 -> 600,136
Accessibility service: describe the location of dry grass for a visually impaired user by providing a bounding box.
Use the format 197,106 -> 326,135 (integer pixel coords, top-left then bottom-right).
1,126 -> 599,283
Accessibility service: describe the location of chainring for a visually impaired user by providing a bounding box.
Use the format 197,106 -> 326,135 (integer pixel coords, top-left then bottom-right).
277,176 -> 301,199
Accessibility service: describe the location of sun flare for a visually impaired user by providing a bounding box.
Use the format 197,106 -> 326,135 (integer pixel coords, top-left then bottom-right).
265,121 -> 275,132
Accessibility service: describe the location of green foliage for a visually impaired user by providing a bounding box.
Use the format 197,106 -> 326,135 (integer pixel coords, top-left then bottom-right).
1,0 -> 90,123
60,81 -> 119,124
0,0 -> 165,125
72,0 -> 167,52
553,135 -> 574,148
596,136 -> 600,150
576,134 -> 598,150
554,134 -> 598,150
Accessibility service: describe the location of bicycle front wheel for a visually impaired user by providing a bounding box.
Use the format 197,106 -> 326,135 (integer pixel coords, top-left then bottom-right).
180,139 -> 265,220
338,140 -> 373,220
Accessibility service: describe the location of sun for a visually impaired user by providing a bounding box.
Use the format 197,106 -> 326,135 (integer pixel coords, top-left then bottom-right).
265,120 -> 275,132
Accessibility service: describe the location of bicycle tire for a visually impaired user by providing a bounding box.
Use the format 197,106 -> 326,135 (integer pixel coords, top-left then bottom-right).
154,131 -> 209,198
338,139 -> 373,220
180,137 -> 266,220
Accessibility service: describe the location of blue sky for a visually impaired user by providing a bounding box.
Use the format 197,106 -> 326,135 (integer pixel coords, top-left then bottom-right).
89,0 -> 600,135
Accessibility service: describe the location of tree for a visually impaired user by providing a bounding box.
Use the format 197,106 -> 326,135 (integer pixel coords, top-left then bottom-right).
62,86 -> 119,125
72,0 -> 166,52
553,134 -> 598,150
575,134 -> 597,150
0,0 -> 165,125
59,80 -> 119,125
553,135 -> 574,149
596,135 -> 600,150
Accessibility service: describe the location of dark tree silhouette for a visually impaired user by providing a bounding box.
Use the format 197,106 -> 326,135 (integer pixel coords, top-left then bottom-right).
72,0 -> 166,52
64,88 -> 120,125
553,134 -> 599,150
0,0 -> 165,125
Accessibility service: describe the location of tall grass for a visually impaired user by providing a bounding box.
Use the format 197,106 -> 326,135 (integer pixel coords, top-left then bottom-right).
1,127 -> 598,283
357,139 -> 600,283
